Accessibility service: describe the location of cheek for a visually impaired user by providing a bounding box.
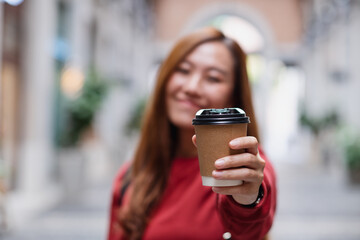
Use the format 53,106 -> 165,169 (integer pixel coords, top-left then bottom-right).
166,75 -> 181,96
165,76 -> 179,112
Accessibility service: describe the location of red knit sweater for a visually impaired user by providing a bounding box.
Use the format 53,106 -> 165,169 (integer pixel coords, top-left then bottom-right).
108,148 -> 276,240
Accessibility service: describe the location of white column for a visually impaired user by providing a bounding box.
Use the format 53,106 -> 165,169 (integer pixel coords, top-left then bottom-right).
18,0 -> 56,193
69,0 -> 92,71
347,5 -> 360,130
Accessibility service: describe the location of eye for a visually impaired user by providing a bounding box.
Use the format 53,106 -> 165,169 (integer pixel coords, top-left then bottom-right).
207,76 -> 221,83
175,66 -> 190,75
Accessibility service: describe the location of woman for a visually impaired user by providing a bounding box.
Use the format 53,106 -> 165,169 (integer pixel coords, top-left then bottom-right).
108,27 -> 277,240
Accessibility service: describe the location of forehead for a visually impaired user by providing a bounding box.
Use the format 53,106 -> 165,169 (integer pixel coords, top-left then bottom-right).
184,41 -> 234,69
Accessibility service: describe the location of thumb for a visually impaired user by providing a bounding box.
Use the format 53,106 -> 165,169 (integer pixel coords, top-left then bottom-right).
192,135 -> 197,148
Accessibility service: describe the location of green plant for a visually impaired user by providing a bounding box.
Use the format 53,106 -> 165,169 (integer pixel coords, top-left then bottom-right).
338,128 -> 360,170
125,97 -> 147,136
344,138 -> 360,169
299,108 -> 339,136
59,69 -> 107,147
338,127 -> 360,184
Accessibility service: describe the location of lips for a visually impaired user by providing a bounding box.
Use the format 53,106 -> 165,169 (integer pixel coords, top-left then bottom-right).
177,98 -> 203,110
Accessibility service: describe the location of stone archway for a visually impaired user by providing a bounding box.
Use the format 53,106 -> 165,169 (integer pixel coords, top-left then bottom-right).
180,2 -> 275,56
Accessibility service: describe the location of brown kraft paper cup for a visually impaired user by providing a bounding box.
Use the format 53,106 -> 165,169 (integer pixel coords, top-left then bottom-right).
192,108 -> 250,187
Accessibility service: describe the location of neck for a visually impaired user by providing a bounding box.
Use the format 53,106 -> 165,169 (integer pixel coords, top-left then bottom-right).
175,128 -> 197,158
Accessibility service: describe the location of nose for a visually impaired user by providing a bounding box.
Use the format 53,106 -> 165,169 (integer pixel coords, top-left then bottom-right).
183,73 -> 201,95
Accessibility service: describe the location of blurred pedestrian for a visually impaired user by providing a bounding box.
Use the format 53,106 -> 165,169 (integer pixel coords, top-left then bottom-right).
108,27 -> 277,240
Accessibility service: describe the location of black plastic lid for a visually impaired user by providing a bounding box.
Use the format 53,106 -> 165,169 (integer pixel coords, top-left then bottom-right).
192,108 -> 250,125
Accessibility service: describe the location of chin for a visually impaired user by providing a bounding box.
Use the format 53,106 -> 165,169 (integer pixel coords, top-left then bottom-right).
170,115 -> 195,130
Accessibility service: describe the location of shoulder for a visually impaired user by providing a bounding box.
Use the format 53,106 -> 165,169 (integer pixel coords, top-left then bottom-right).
114,161 -> 132,183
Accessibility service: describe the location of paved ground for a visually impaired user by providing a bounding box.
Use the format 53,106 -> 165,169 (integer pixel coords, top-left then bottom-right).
1,161 -> 360,240
271,161 -> 360,240
0,179 -> 113,240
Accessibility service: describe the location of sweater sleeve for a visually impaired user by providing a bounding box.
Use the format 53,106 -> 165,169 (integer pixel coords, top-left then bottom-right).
107,162 -> 131,240
217,147 -> 277,240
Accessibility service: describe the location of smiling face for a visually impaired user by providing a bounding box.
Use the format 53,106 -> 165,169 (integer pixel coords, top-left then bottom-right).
166,41 -> 235,129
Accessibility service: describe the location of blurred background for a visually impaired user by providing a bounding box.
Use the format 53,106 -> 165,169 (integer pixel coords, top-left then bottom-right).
0,0 -> 359,239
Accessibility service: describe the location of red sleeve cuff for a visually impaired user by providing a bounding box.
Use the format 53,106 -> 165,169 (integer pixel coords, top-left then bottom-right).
219,181 -> 270,222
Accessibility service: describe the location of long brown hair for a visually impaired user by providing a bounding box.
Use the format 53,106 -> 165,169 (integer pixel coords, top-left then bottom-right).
118,27 -> 260,240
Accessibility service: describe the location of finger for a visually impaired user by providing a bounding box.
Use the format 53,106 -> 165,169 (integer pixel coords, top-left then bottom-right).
212,168 -> 263,183
192,135 -> 197,147
214,153 -> 264,170
229,136 -> 258,155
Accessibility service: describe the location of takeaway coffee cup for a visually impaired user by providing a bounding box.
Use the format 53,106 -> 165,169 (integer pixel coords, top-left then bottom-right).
192,108 -> 250,187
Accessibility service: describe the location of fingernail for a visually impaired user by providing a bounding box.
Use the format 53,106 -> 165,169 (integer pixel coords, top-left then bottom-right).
212,170 -> 222,178
229,139 -> 239,146
215,159 -> 225,167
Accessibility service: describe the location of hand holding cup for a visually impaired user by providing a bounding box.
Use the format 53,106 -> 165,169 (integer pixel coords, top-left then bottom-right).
192,108 -> 265,205
214,136 -> 265,205
192,134 -> 265,205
